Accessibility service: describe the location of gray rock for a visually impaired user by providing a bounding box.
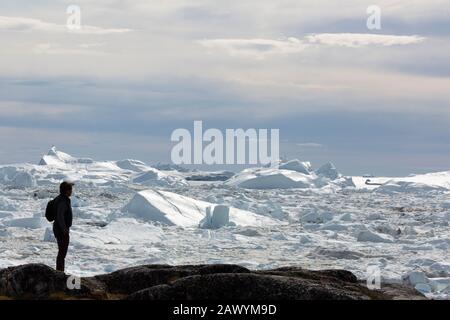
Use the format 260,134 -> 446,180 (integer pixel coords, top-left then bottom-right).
127,273 -> 366,300
0,263 -> 427,300
0,264 -> 67,298
95,264 -> 250,294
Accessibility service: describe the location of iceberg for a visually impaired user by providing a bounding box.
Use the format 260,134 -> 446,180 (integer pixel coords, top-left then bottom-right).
122,189 -> 279,227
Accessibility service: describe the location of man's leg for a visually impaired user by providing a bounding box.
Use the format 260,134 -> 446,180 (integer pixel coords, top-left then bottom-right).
56,233 -> 70,272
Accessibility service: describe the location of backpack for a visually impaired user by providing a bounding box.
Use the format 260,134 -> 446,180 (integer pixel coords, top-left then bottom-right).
45,198 -> 57,222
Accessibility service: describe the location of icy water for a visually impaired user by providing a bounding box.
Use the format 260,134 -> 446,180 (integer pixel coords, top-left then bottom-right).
1,183 -> 449,299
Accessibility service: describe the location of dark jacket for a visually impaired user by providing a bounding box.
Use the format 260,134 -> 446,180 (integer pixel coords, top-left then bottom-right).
53,194 -> 73,235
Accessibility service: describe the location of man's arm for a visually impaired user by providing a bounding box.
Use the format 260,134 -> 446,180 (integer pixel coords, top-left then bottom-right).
56,201 -> 68,234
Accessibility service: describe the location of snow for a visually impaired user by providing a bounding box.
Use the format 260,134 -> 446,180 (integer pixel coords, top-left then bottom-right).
0,147 -> 450,299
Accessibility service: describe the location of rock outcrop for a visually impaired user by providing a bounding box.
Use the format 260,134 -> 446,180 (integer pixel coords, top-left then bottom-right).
0,263 -> 426,300
0,264 -> 68,299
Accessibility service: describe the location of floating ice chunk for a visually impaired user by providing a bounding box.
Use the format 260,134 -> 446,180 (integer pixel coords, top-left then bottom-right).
0,166 -> 36,188
152,163 -> 190,172
227,167 -> 318,189
406,258 -> 436,268
271,233 -> 288,241
429,278 -> 450,293
415,283 -> 431,294
367,213 -> 384,221
0,166 -> 19,182
333,176 -> 356,188
376,181 -> 447,194
43,227 -> 56,242
116,159 -> 149,172
39,146 -> 75,165
278,159 -> 311,174
320,222 -> 348,231
299,235 -> 311,244
356,230 -> 393,243
375,224 -> 401,237
71,196 -> 86,208
300,211 -> 333,224
429,263 -> 450,277
300,212 -> 320,223
315,162 -> 341,180
227,160 -> 350,190
104,265 -> 115,273
339,213 -> 353,221
313,247 -> 364,260
444,212 -> 450,221
123,189 -> 278,227
131,169 -> 188,187
39,146 -> 94,166
402,271 -> 429,286
0,212 -> 12,219
199,205 -> 231,229
11,171 -> 36,188
0,197 -> 18,211
132,170 -> 158,183
234,228 -> 262,237
6,217 -> 46,229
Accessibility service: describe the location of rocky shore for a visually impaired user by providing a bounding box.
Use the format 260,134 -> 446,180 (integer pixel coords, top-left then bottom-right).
0,264 -> 425,300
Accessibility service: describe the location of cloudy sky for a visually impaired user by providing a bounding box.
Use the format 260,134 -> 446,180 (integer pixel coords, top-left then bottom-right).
1,0 -> 449,175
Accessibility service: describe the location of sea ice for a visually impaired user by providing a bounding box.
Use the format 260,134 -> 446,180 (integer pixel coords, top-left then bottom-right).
199,205 -> 231,229
123,189 -> 279,227
356,230 -> 394,243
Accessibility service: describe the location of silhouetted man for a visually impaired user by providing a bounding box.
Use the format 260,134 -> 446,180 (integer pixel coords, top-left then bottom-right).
53,182 -> 74,272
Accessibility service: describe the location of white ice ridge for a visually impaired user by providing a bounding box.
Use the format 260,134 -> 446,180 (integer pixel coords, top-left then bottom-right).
226,159 -> 351,190
123,189 -> 280,227
0,146 -> 187,188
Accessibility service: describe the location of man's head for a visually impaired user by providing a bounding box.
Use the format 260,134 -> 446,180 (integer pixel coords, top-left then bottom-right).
59,181 -> 74,197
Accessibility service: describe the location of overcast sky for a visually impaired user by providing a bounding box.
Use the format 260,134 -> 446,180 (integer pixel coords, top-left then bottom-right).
1,0 -> 449,175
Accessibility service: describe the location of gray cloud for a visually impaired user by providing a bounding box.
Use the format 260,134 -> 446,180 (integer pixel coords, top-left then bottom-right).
198,33 -> 426,58
306,33 -> 425,47
0,1 -> 449,174
0,16 -> 132,34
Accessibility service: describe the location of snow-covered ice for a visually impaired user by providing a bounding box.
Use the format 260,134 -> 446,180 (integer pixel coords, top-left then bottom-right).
123,189 -> 279,227
0,147 -> 449,299
199,205 -> 231,229
226,159 -> 352,190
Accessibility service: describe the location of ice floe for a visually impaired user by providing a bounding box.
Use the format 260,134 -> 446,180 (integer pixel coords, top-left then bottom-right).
122,189 -> 280,228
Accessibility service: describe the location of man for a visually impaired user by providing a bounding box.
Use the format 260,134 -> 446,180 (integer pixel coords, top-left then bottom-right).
53,181 -> 74,272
